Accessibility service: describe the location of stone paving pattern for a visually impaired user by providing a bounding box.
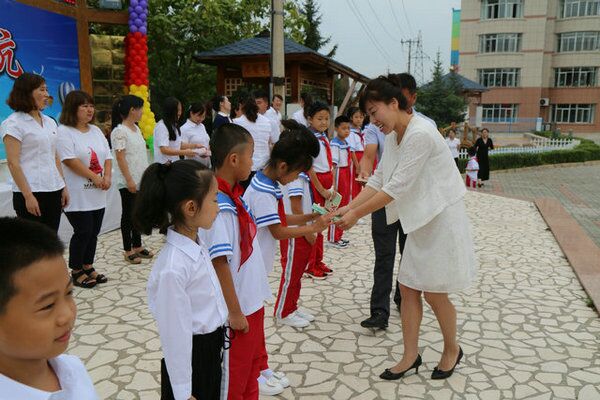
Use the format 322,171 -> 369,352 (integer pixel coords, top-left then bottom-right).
66,191 -> 600,399
479,163 -> 600,248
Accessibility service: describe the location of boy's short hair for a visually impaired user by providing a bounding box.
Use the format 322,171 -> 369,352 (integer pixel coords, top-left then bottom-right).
210,123 -> 253,168
334,115 -> 350,127
0,217 -> 64,314
307,101 -> 330,118
467,146 -> 477,157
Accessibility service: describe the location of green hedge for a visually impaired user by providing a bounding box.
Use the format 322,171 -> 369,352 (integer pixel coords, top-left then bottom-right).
457,134 -> 600,173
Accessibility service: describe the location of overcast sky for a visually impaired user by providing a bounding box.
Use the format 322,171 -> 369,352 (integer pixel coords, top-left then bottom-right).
316,0 -> 462,84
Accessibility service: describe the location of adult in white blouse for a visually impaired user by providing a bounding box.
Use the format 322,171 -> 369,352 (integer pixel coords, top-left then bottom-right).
0,73 -> 68,232
233,95 -> 279,189
181,102 -> 211,167
153,97 -> 198,164
57,91 -> 113,289
336,75 -> 477,381
445,129 -> 461,168
291,92 -> 312,127
111,95 -> 153,265
265,94 -> 283,121
254,90 -> 281,142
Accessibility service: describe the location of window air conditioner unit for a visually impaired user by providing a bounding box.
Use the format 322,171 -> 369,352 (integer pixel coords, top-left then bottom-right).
540,98 -> 550,107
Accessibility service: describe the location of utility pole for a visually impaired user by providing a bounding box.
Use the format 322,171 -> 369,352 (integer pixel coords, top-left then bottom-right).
401,34 -> 426,84
271,0 -> 286,113
401,38 -> 413,73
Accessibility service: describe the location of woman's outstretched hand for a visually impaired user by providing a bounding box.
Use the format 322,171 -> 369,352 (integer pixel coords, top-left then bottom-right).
334,208 -> 359,231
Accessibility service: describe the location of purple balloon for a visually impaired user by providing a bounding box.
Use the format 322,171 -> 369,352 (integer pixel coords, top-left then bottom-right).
130,11 -> 138,19
129,24 -> 138,33
139,0 -> 147,8
134,5 -> 143,13
128,5 -> 133,13
134,18 -> 143,27
130,0 -> 138,6
139,13 -> 147,21
139,26 -> 147,35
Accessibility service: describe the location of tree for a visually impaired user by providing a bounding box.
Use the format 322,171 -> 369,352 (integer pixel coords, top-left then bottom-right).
416,51 -> 467,128
147,0 -> 306,118
302,0 -> 337,57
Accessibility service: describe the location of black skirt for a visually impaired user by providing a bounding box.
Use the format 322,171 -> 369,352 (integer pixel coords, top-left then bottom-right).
161,327 -> 225,400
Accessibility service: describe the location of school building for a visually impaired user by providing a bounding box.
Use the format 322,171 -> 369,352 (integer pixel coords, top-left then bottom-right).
457,0 -> 600,133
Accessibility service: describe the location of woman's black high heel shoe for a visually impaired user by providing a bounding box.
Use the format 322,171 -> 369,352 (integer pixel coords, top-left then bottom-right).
379,354 -> 422,380
431,347 -> 463,380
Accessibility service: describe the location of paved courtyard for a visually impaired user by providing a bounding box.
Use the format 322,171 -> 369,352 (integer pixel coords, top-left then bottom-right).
67,191 -> 600,400
479,163 -> 600,247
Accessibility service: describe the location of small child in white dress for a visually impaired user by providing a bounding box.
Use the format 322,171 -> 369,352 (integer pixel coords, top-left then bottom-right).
465,147 -> 479,189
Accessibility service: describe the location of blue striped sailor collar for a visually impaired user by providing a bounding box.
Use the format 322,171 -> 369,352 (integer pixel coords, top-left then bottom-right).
217,192 -> 253,216
298,172 -> 310,182
330,136 -> 349,148
251,170 -> 283,199
309,127 -> 327,138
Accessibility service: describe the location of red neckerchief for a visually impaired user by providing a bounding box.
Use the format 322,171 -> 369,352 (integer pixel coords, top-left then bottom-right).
217,177 -> 256,269
316,132 -> 333,168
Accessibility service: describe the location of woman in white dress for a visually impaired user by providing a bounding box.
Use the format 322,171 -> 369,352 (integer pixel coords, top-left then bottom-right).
335,75 -> 477,381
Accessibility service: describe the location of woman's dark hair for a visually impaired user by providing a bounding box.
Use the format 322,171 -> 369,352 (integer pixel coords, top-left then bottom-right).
162,97 -> 181,141
210,123 -> 253,169
273,94 -> 283,101
0,217 -> 64,314
266,120 -> 320,172
59,90 -> 94,127
111,95 -> 144,130
300,92 -> 313,119
134,160 -> 214,234
307,101 -> 330,118
211,95 -> 227,113
360,74 -> 409,113
447,129 -> 457,136
240,94 -> 259,122
6,73 -> 46,113
481,128 -> 490,134
188,101 -> 207,118
346,106 -> 363,120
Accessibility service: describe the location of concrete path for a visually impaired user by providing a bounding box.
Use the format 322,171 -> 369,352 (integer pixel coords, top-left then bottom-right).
67,191 -> 600,400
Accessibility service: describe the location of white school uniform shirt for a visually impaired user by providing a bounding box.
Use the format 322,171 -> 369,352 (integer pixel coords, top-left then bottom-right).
281,172 -> 312,225
347,127 -> 365,153
291,109 -> 308,127
264,106 -> 282,121
243,171 -> 282,274
233,114 -> 274,171
312,130 -> 332,173
330,136 -> 350,168
199,193 -> 272,316
147,227 -> 228,400
180,119 -> 211,167
0,112 -> 65,193
56,124 -> 112,212
466,157 -> 479,182
111,123 -> 149,190
153,120 -> 181,164
0,354 -> 98,400
446,137 -> 461,159
367,115 -> 465,233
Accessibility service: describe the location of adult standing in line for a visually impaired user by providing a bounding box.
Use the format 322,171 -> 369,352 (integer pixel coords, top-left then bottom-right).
291,92 -> 313,127
266,94 -> 284,121
358,73 -> 436,330
445,129 -> 461,168
336,74 -> 477,381
153,97 -> 198,164
180,102 -> 211,167
57,90 -> 112,288
211,95 -> 232,134
254,90 -> 281,143
0,73 -> 68,232
474,128 -> 494,187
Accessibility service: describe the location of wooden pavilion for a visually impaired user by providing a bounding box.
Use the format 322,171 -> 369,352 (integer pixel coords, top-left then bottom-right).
194,32 -> 369,109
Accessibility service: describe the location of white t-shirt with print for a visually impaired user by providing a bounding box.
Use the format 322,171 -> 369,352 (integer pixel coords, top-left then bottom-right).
111,123 -> 149,190
153,120 -> 181,164
57,124 -> 112,212
0,112 -> 65,193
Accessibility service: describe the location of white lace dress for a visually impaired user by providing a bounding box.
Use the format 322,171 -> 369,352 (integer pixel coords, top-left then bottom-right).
366,116 -> 477,293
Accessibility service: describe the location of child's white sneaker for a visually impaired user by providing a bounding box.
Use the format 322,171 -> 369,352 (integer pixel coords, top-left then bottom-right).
277,312 -> 310,328
295,308 -> 315,322
258,375 -> 284,396
271,371 -> 290,388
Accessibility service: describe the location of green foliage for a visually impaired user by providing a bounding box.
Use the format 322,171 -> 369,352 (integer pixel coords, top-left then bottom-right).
147,0 -> 306,118
416,52 -> 467,128
302,0 -> 337,57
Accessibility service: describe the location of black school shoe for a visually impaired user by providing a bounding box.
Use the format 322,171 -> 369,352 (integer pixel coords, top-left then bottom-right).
360,313 -> 388,330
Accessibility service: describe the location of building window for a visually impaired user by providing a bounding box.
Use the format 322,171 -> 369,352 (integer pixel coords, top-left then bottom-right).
552,104 -> 595,123
482,104 -> 519,123
558,32 -> 600,52
481,0 -> 524,19
479,33 -> 522,53
554,67 -> 598,87
560,0 -> 600,18
478,68 -> 520,87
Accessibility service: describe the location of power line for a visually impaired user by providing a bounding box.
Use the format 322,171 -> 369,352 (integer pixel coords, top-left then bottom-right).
388,0 -> 407,38
366,0 -> 403,42
401,0 -> 414,36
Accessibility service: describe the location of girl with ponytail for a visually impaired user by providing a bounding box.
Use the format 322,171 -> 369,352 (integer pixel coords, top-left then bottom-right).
134,159 -> 227,400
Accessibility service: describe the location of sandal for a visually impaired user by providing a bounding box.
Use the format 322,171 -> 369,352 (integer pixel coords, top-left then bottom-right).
72,269 -> 97,289
135,248 -> 154,259
124,253 -> 142,264
82,266 -> 108,284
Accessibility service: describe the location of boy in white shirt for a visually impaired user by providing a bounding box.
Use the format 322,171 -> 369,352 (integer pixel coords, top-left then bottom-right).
465,147 -> 479,189
0,217 -> 97,399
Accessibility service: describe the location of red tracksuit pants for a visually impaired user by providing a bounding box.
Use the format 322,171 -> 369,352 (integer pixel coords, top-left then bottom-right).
329,166 -> 351,243
309,171 -> 333,272
223,307 -> 266,400
352,150 -> 364,200
274,236 -> 312,319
